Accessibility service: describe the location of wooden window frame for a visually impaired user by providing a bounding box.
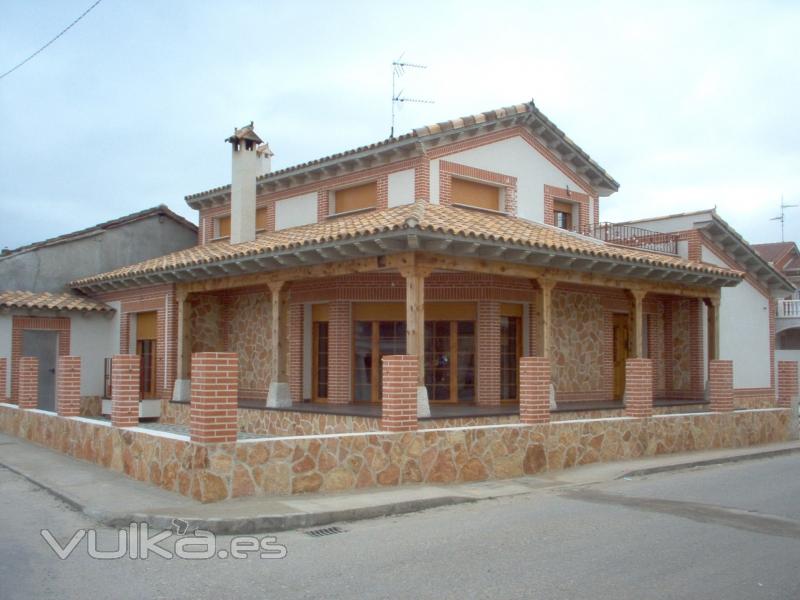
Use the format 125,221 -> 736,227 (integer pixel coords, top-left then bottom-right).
311,321 -> 329,402
451,177 -> 503,213
553,199 -> 578,232
331,181 -> 378,216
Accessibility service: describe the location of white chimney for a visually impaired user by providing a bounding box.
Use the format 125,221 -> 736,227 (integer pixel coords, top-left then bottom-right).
226,122 -> 272,244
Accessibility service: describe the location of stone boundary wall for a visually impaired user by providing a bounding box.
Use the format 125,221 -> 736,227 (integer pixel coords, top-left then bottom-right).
0,402 -> 790,503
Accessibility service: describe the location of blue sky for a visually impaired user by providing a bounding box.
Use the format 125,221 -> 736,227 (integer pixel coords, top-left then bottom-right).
1,0 -> 798,249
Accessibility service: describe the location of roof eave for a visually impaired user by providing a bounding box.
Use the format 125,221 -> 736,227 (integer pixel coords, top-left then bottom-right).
72,228 -> 737,295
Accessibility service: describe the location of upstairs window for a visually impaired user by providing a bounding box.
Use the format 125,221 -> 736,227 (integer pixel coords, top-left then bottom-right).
553,200 -> 576,231
452,178 -> 501,212
214,207 -> 268,240
333,182 -> 377,215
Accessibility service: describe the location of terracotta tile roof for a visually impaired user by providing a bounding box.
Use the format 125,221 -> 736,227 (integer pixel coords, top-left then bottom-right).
752,242 -> 796,264
71,202 -> 740,289
185,100 -> 619,206
0,291 -> 113,313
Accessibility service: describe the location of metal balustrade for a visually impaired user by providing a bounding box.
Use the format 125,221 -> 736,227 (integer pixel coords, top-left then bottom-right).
579,222 -> 679,255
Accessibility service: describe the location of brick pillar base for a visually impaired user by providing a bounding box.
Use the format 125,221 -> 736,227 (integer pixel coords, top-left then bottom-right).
381,355 -> 418,431
624,358 -> 653,418
18,356 -> 39,409
111,355 -> 140,427
56,356 -> 81,417
778,360 -> 798,409
520,356 -> 551,424
708,359 -> 734,412
0,357 -> 7,403
190,352 -> 238,443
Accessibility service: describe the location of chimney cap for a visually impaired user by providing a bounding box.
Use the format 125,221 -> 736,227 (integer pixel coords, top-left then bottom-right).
225,121 -> 263,145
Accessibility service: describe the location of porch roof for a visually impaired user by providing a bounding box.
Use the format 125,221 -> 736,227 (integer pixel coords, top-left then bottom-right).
70,202 -> 743,294
0,290 -> 113,313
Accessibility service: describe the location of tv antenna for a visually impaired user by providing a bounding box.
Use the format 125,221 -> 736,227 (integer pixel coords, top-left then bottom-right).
391,54 -> 433,138
770,195 -> 797,242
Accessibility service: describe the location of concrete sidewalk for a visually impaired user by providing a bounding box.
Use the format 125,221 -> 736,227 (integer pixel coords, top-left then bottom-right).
2,431 -> 799,534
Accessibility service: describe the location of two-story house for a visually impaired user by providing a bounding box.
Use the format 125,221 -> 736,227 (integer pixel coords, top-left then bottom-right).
67,101 -> 745,420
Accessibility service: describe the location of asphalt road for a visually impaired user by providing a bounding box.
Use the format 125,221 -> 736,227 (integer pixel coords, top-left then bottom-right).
1,454 -> 799,600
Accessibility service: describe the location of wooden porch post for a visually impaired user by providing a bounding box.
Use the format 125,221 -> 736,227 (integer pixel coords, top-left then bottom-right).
173,289 -> 192,401
536,279 -> 556,358
704,296 -> 720,362
630,289 -> 647,359
267,280 -> 291,407
401,264 -> 431,417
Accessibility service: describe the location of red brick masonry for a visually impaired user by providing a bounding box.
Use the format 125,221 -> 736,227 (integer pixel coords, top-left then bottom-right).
190,352 -> 239,443
381,355 -> 418,432
56,356 -> 81,417
0,357 -> 7,402
708,360 -> 734,413
624,358 -> 653,418
520,356 -> 551,424
18,356 -> 38,409
111,355 -> 140,427
777,360 -> 798,409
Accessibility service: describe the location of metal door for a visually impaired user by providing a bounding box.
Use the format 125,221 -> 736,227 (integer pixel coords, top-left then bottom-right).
21,330 -> 59,411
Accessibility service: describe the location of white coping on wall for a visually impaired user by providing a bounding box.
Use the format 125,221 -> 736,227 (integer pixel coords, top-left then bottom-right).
69,415 -> 112,427
127,426 -> 190,441
0,402 -> 18,409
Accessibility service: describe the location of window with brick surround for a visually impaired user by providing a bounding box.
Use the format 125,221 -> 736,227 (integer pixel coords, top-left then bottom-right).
553,199 -> 578,231
333,181 -> 378,215
452,178 -> 501,212
214,207 -> 268,239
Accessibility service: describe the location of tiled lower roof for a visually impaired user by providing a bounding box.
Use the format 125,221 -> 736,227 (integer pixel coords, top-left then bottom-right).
0,291 -> 113,313
71,202 -> 741,289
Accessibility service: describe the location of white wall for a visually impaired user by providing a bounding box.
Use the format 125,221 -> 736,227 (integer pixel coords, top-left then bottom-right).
388,168 -> 415,207
0,315 -> 11,399
275,192 -> 317,230
432,135 -> 585,223
703,246 -> 771,389
626,212 -> 713,235
70,313 -> 117,396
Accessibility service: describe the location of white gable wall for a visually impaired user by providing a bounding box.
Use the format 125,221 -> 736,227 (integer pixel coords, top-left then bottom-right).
702,246 -> 771,389
431,135 -> 587,223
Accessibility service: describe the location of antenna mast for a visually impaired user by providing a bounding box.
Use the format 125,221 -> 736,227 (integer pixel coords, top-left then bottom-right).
770,195 -> 798,242
391,55 -> 433,138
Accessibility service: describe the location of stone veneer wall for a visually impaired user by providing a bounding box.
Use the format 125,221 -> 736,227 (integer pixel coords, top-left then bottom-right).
79,396 -> 102,417
672,299 -> 692,391
1,403 -> 789,502
190,295 -> 223,353
226,293 -> 271,399
550,289 -> 604,396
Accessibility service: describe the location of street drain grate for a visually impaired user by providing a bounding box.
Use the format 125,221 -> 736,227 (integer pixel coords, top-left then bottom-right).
305,526 -> 345,538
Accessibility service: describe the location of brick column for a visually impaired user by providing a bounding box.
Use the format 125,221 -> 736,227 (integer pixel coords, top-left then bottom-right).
190,352 -> 238,443
0,357 -> 7,402
18,356 -> 38,409
328,301 -> 351,404
689,298 -> 704,400
778,360 -> 798,409
111,354 -> 140,427
708,359 -> 734,412
380,355 -> 418,431
289,303 -> 304,403
520,356 -> 551,424
56,356 -> 81,417
624,358 -> 653,418
477,300 -> 500,405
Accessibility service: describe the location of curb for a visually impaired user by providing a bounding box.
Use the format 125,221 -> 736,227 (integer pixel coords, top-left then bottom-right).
619,446 -> 800,479
0,459 -> 477,534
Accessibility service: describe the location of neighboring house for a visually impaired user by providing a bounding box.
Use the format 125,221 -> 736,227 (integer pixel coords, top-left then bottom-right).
63,101 -> 749,421
753,241 -> 800,351
0,206 -> 197,413
613,210 -> 794,407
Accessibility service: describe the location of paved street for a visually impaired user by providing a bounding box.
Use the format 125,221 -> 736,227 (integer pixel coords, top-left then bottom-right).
1,454 -> 799,600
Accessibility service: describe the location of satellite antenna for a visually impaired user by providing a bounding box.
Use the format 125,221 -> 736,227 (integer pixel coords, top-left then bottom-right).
770,195 -> 798,242
391,54 -> 433,138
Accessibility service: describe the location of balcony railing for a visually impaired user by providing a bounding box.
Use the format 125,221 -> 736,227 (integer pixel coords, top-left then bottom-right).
777,299 -> 800,318
580,222 -> 679,255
